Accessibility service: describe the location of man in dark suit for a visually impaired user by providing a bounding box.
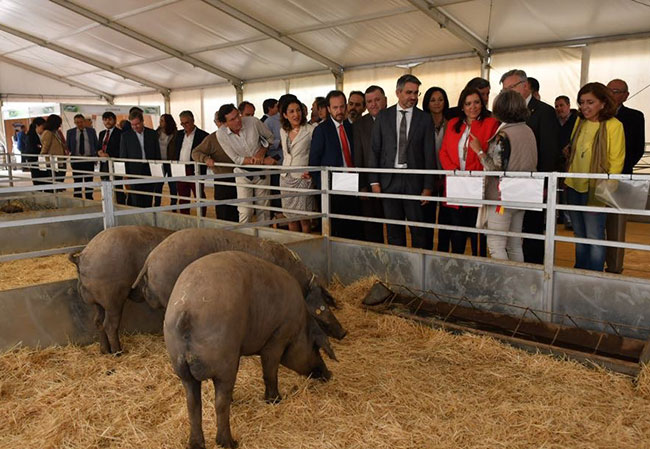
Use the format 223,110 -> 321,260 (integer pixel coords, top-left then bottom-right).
368,74 -> 435,250
353,85 -> 387,244
309,90 -> 362,240
605,79 -> 646,273
501,69 -> 560,264
98,111 -> 125,205
174,110 -> 209,216
119,110 -> 161,208
67,113 -> 99,199
261,98 -> 277,123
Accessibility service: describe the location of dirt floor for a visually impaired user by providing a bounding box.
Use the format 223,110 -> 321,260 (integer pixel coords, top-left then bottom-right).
1,278 -> 649,449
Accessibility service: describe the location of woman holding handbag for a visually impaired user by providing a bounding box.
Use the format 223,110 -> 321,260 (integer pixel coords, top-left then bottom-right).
469,90 -> 538,261
564,82 -> 624,271
439,87 -> 499,256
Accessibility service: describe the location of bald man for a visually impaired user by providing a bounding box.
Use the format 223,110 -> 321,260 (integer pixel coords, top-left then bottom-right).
604,79 -> 646,274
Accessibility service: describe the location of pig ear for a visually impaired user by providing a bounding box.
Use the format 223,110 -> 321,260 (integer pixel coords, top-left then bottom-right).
310,319 -> 338,361
317,334 -> 338,361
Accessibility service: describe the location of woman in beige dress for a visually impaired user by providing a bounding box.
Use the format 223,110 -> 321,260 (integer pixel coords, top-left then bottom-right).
280,99 -> 315,233
40,114 -> 67,181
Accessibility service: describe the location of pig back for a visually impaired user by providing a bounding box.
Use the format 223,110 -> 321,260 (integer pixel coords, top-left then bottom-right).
165,251 -> 307,356
76,225 -> 172,288
135,228 -> 313,309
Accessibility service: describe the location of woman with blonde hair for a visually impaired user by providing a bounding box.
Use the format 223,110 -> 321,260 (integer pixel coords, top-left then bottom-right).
564,82 -> 625,271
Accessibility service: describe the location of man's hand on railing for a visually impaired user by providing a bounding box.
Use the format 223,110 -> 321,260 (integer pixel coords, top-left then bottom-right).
262,156 -> 277,165
420,188 -> 432,206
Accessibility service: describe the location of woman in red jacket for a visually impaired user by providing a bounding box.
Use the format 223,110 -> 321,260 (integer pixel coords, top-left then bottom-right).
439,87 -> 499,256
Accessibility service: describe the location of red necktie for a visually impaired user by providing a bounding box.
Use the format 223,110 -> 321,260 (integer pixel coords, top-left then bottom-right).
338,124 -> 353,167
102,129 -> 110,151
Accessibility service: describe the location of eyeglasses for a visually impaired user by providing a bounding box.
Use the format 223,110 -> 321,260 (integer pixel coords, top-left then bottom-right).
503,80 -> 525,91
402,89 -> 421,97
610,89 -> 627,95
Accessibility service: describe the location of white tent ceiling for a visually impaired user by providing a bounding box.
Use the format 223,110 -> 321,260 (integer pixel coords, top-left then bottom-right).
1,0 -> 650,101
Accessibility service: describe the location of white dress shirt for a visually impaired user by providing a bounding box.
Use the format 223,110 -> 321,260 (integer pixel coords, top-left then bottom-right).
217,116 -> 274,165
179,128 -> 195,162
394,105 -> 413,168
136,131 -> 145,159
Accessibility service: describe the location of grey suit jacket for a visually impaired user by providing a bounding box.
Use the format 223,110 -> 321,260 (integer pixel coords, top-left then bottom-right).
368,105 -> 435,193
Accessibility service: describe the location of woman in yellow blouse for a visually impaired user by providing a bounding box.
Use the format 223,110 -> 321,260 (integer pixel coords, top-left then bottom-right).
565,82 -> 625,271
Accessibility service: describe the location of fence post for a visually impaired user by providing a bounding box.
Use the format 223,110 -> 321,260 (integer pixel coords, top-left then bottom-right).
194,161 -> 202,226
7,151 -> 14,187
320,167 -> 330,237
542,173 -> 558,314
101,180 -> 116,229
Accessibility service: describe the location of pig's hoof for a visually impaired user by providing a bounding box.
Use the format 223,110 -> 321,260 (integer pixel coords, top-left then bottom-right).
186,439 -> 206,449
216,435 -> 237,448
265,394 -> 282,404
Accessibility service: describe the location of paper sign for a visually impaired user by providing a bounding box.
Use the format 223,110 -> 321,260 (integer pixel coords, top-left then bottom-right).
171,163 -> 186,177
446,176 -> 484,207
499,178 -> 544,210
113,162 -> 126,175
332,172 -> 359,192
149,162 -> 164,178
37,155 -> 48,170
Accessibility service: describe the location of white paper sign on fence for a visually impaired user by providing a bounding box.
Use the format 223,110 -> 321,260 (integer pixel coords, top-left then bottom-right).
113,161 -> 126,175
446,176 -> 484,207
171,163 -> 186,177
149,162 -> 164,177
499,177 -> 544,210
37,155 -> 48,170
332,172 -> 359,192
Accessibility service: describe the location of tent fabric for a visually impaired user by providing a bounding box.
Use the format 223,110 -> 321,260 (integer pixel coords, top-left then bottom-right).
0,0 -> 648,97
0,0 -> 649,138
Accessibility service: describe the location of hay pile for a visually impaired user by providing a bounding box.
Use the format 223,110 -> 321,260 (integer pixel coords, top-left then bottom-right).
2,278 -> 650,448
0,254 -> 77,291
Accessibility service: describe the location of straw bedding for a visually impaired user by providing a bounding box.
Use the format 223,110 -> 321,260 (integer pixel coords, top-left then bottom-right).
0,254 -> 76,291
1,277 -> 650,448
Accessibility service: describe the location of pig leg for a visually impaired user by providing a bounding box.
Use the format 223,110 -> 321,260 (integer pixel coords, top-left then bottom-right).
92,304 -> 110,354
260,345 -> 284,403
213,376 -> 237,449
182,377 -> 206,449
103,301 -> 125,354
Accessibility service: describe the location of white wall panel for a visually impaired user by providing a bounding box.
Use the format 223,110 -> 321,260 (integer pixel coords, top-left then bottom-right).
288,73 -> 336,110
490,47 -> 582,110
343,66 -> 406,107
243,80 -> 287,119
202,85 -> 237,133
413,58 -> 481,108
170,89 -> 203,129
589,38 -> 650,139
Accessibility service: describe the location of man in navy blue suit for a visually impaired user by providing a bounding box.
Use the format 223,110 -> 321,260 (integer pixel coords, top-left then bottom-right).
67,113 -> 99,199
309,90 -> 362,240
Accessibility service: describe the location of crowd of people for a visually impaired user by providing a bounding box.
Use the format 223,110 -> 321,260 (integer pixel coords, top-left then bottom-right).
18,69 -> 646,273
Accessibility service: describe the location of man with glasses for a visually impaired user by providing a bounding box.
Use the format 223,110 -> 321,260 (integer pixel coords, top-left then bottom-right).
604,79 -> 646,273
368,74 -> 435,250
174,110 -> 209,216
500,69 -> 560,264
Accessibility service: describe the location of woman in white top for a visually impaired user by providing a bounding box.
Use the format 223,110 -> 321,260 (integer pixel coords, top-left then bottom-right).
280,99 -> 315,233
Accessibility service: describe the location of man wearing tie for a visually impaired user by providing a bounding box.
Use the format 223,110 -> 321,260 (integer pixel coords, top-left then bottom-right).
309,90 -> 362,240
368,74 -> 435,249
119,110 -> 161,208
66,114 -> 99,199
98,111 -> 124,204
